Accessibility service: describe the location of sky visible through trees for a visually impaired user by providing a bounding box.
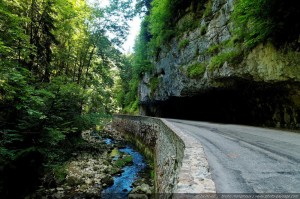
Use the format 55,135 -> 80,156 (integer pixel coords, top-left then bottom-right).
88,0 -> 142,53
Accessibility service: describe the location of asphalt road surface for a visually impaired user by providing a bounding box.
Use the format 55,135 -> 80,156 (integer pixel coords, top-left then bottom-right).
167,119 -> 300,193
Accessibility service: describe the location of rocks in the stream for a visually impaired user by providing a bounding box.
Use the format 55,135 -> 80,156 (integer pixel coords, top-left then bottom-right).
101,176 -> 114,188
29,131 -> 115,198
64,153 -> 118,190
40,151 -> 112,197
65,176 -> 84,186
130,183 -> 153,195
130,177 -> 154,196
30,128 -> 154,199
129,182 -> 154,199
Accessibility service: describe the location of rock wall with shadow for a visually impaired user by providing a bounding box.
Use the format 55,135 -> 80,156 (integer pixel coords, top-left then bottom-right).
139,0 -> 300,129
140,80 -> 300,129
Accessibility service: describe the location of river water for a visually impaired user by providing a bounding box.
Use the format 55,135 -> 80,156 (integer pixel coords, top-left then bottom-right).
101,138 -> 147,198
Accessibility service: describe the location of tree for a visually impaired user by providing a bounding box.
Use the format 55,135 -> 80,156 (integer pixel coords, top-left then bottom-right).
0,0 -> 135,197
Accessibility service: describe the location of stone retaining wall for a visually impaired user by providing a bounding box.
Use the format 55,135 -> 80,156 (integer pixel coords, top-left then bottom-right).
112,115 -> 216,195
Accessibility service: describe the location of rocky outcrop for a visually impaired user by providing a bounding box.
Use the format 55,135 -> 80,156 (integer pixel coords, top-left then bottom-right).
139,0 -> 300,129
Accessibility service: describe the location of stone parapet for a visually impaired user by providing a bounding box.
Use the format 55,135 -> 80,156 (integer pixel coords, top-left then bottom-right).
112,115 -> 216,196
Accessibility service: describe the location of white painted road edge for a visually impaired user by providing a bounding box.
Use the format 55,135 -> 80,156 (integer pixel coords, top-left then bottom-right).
161,119 -> 216,193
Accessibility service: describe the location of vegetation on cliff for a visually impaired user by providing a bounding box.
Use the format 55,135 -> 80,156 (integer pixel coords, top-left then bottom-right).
209,0 -> 300,71
233,0 -> 300,49
119,0 -> 300,112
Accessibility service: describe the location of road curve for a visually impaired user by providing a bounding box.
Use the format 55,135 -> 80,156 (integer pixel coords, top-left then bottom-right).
167,119 -> 300,193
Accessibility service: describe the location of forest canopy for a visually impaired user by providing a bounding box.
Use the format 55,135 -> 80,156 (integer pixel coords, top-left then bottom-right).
0,0 -> 135,197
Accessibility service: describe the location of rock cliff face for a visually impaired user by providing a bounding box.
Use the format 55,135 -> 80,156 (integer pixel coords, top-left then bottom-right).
139,0 -> 300,129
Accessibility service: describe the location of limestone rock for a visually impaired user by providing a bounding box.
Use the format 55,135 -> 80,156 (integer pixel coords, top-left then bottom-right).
139,0 -> 300,129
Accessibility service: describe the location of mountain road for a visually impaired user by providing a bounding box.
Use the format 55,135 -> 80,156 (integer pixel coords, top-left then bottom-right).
167,119 -> 300,193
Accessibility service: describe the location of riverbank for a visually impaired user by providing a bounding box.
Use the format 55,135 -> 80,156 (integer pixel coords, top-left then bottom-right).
29,126 -> 154,198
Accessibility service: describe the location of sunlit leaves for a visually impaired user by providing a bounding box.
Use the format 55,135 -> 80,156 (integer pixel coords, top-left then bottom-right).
89,0 -> 135,46
0,0 -> 136,175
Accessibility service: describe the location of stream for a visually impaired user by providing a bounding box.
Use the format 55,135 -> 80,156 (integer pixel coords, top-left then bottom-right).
100,137 -> 148,198
102,146 -> 147,198
29,131 -> 152,199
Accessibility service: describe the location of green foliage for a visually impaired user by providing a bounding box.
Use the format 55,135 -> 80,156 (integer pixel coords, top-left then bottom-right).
204,40 -> 244,71
0,132 -> 24,160
150,170 -> 155,179
232,0 -> 300,49
187,63 -> 206,79
117,17 -> 152,114
209,50 -> 242,70
0,0 -> 135,197
179,39 -> 189,50
149,0 -> 175,46
121,0 -> 211,111
232,0 -> 273,49
207,44 -> 221,54
123,98 -> 139,114
203,0 -> 212,17
123,155 -> 133,163
114,159 -> 124,168
177,13 -> 199,33
133,18 -> 153,77
200,25 -> 207,36
148,0 -> 201,53
114,155 -> 133,168
45,128 -> 66,146
53,165 -> 67,184
117,55 -> 140,114
149,77 -> 159,95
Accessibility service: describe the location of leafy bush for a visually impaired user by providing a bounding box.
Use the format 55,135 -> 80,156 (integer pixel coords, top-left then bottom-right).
209,50 -> 242,70
149,0 -> 204,54
187,63 -> 206,78
123,98 -> 139,114
177,13 -> 199,33
232,0 -> 300,48
53,165 -> 67,184
232,0 -> 273,49
207,44 -> 221,54
208,39 -> 235,53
